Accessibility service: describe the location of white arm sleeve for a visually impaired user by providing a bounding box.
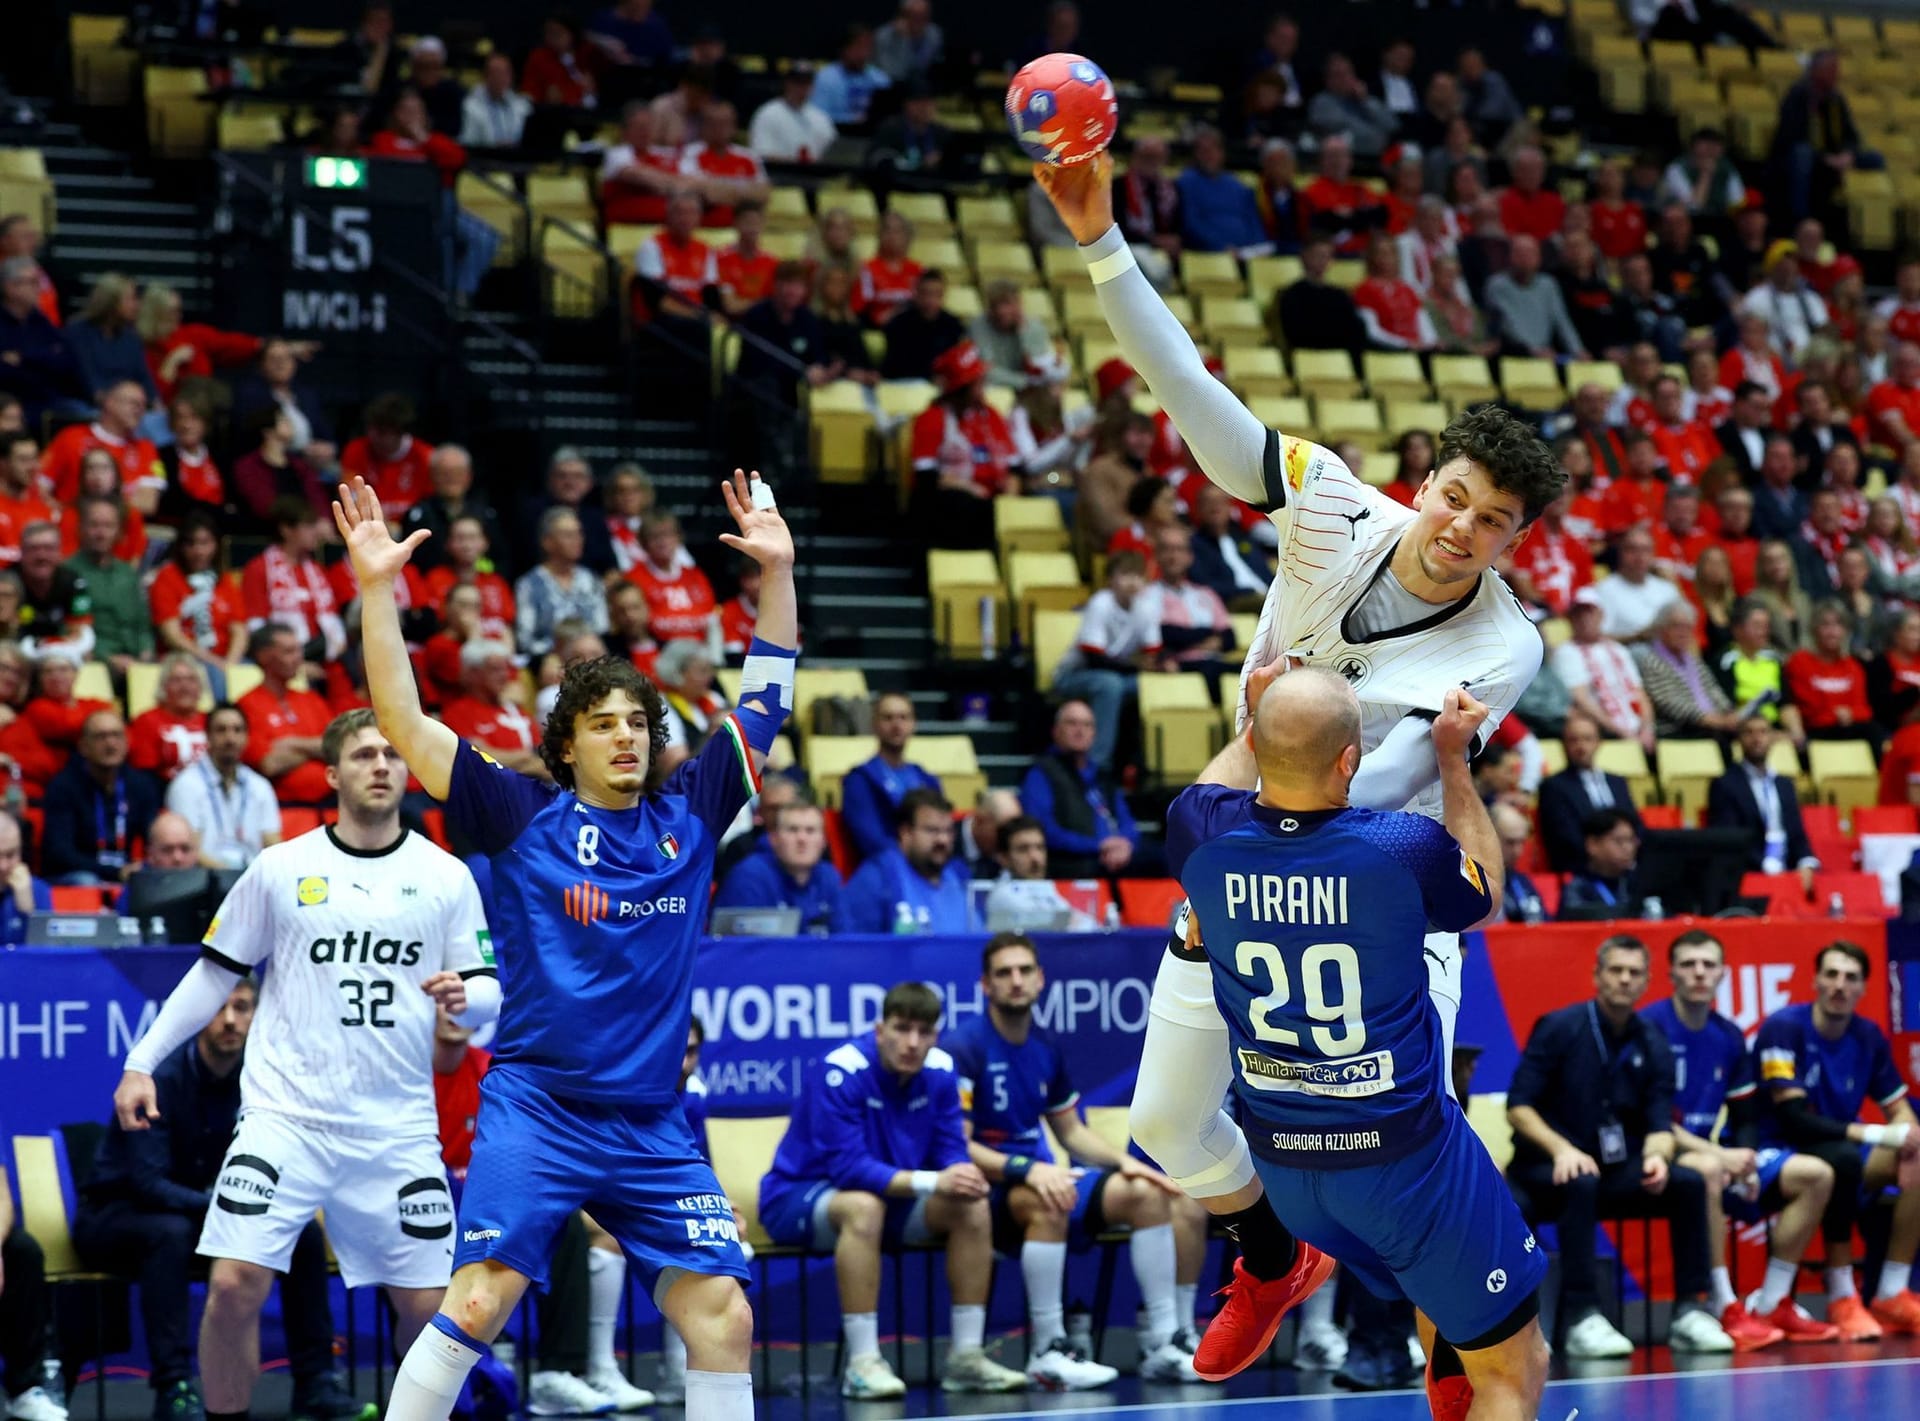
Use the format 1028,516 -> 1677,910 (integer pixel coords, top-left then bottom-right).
124,955 -> 243,1074
1080,225 -> 1271,507
455,971 -> 501,1027
1348,715 -> 1442,812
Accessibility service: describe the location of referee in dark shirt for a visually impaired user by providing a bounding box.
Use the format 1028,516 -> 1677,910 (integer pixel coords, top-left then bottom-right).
1505,934 -> 1733,1357
73,977 -> 368,1421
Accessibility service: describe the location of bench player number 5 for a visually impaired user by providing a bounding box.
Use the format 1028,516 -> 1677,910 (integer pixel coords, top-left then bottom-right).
1234,941 -> 1367,1056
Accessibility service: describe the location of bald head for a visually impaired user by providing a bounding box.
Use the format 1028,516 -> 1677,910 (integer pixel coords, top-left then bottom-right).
1251,668 -> 1362,793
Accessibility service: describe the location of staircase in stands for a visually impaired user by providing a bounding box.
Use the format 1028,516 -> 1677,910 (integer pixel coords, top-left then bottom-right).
27,115 -> 1031,788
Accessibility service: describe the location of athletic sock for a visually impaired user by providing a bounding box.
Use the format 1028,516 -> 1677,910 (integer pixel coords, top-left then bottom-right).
1130,1223 -> 1178,1351
843,1312 -> 880,1360
1877,1262 -> 1912,1300
386,1315 -> 485,1421
1827,1266 -> 1858,1301
1757,1256 -> 1799,1313
1021,1240 -> 1067,1348
585,1246 -> 626,1375
1299,1283 -> 1335,1331
683,1369 -> 751,1421
1220,1195 -> 1297,1282
951,1304 -> 986,1354
1175,1282 -> 1198,1332
1709,1266 -> 1738,1312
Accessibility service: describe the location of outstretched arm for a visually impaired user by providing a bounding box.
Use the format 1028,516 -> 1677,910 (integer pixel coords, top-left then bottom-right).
1036,154 -> 1270,507
334,478 -> 460,799
716,469 -> 797,771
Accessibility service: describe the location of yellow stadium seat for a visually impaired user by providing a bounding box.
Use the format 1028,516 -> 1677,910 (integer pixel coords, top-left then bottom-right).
1137,673 -> 1222,782
527,171 -> 595,230
927,549 -> 1008,657
1384,400 -> 1449,437
1362,351 -> 1430,401
75,661 -> 118,712
1007,550 -> 1087,643
994,496 -> 1069,559
817,186 -> 881,232
956,193 -> 1021,240
1431,355 -> 1498,404
1325,259 -> 1363,291
1032,609 -> 1081,693
1248,396 -> 1311,433
1593,738 -> 1657,808
764,185 -> 811,230
1655,739 -> 1725,815
706,1117 -> 789,1247
888,190 -> 950,228
808,380 -> 874,484
1221,345 -> 1292,400
1313,397 -> 1384,442
1200,296 -> 1266,348
1291,349 -> 1362,400
913,237 -> 966,271
1499,357 -> 1564,407
1564,359 -> 1624,393
1180,251 -> 1244,301
1809,739 -> 1879,810
1246,255 -> 1303,309
973,241 -> 1037,282
914,736 -> 987,807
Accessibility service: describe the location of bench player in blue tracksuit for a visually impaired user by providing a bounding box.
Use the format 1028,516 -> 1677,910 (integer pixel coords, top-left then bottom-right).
1167,667 -> 1548,1421
339,469 -> 799,1421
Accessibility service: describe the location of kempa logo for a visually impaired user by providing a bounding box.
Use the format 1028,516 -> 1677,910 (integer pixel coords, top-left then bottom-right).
1487,1269 -> 1508,1293
565,881 -> 610,925
463,1228 -> 502,1243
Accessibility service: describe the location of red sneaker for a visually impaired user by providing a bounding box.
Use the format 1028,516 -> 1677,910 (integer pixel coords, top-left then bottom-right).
1192,1245 -> 1335,1382
1424,1363 -> 1473,1421
1827,1294 -> 1884,1342
1869,1289 -> 1920,1335
1718,1300 -> 1786,1351
1754,1297 -> 1838,1343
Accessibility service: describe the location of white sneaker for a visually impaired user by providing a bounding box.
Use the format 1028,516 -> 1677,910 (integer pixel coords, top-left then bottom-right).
1026,1340 -> 1118,1391
1138,1340 -> 1202,1383
583,1368 -> 656,1412
527,1373 -> 616,1417
1668,1307 -> 1735,1354
840,1353 -> 907,1400
1293,1319 -> 1349,1371
6,1389 -> 67,1421
940,1348 -> 1028,1393
1562,1312 -> 1634,1360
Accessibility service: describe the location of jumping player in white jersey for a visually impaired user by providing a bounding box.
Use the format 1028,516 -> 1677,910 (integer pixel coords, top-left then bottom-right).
1035,153 -> 1565,1390
112,710 -> 500,1421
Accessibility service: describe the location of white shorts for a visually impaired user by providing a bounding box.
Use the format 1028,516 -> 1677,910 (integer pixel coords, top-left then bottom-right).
1148,929 -> 1463,1100
197,1109 -> 455,1289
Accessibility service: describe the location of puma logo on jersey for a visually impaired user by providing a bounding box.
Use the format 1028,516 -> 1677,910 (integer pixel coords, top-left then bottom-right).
1338,508 -> 1372,539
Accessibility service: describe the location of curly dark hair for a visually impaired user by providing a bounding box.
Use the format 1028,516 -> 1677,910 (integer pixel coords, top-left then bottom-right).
1436,405 -> 1565,526
540,654 -> 669,790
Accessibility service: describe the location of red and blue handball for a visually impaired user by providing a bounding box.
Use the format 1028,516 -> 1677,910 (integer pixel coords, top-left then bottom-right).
1005,53 -> 1118,166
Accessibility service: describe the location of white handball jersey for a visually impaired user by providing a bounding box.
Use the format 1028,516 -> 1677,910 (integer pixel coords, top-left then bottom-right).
1240,434 -> 1542,822
201,825 -> 493,1136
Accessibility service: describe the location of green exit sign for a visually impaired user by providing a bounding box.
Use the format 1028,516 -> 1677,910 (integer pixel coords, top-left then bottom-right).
305,155 -> 367,190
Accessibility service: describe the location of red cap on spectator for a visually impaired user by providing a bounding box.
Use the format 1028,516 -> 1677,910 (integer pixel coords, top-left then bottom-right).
1830,254 -> 1863,281
1096,357 -> 1137,404
933,340 -> 988,393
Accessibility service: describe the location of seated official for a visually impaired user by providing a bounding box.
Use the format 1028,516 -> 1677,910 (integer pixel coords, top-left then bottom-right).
757,983 -> 1026,1400
114,810 -> 200,912
980,815 -> 1101,933
1706,714 -> 1819,889
0,808 -> 51,946
41,710 -> 162,885
1020,699 -> 1161,879
1748,941 -> 1920,1336
1506,935 -> 1734,1359
73,977 -> 365,1421
1491,803 -> 1546,924
1557,808 -> 1642,919
832,787 -> 975,934
1535,711 -> 1643,873
710,798 -> 842,933
164,704 -> 281,870
839,692 -> 942,862
954,788 -> 1023,882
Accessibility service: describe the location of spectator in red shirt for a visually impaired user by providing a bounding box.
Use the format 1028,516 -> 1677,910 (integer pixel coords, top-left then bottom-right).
1106,476 -> 1181,579
678,102 -> 769,228
1651,484 -> 1714,581
0,431 -> 52,563
1821,442 -> 1868,535
600,100 -> 688,225
40,379 -> 165,512
1717,311 -> 1787,409
605,580 -> 661,679
625,513 -> 718,646
1382,153 -> 1426,236
23,649 -> 112,752
341,392 -> 435,517
857,212 -> 922,328
1647,373 -> 1721,483
364,89 -> 466,183
1601,430 -> 1667,534
719,559 -> 760,656
1299,133 -> 1387,257
910,340 -> 1018,549
1686,345 -> 1733,426
159,395 -> 226,521
1505,490 -> 1592,617
521,14 -> 600,107
633,192 -> 717,322
441,636 -> 544,777
237,623 -> 334,804
714,200 -> 778,317
135,284 -> 274,407
1380,428 -> 1435,509
1876,256 -> 1920,347
148,512 -> 247,694
1867,341 -> 1920,454
1588,161 -> 1647,262
128,653 -> 210,782
0,640 -> 58,796
1497,145 -> 1565,242
58,447 -> 147,565
1352,234 -> 1435,352
1786,601 -> 1879,745
434,1008 -> 489,1177
241,496 -> 347,666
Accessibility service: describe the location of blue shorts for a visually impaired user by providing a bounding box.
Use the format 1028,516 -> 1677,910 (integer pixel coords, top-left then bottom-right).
990,1168 -> 1112,1257
1251,1100 -> 1546,1349
453,1065 -> 749,1296
1725,1147 -> 1793,1225
757,1179 -> 935,1252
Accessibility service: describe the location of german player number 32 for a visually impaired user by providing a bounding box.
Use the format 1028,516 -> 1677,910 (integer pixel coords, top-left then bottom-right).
339,978 -> 397,1028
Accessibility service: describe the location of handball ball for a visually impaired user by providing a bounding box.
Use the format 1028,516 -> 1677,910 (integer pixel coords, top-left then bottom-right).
1005,53 -> 1118,166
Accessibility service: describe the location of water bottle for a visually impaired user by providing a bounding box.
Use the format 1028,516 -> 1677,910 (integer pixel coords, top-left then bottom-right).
978,595 -> 998,660
148,916 -> 167,946
1642,896 -> 1665,922
40,1359 -> 65,1408
892,900 -> 917,935
1829,892 -> 1846,919
1522,894 -> 1545,925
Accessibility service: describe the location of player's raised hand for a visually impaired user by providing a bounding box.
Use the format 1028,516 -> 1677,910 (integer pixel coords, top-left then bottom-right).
1430,686 -> 1490,760
113,1070 -> 160,1130
1034,151 -> 1116,246
334,477 -> 429,588
421,971 -> 469,1017
1244,661 -> 1284,721
717,469 -> 794,572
